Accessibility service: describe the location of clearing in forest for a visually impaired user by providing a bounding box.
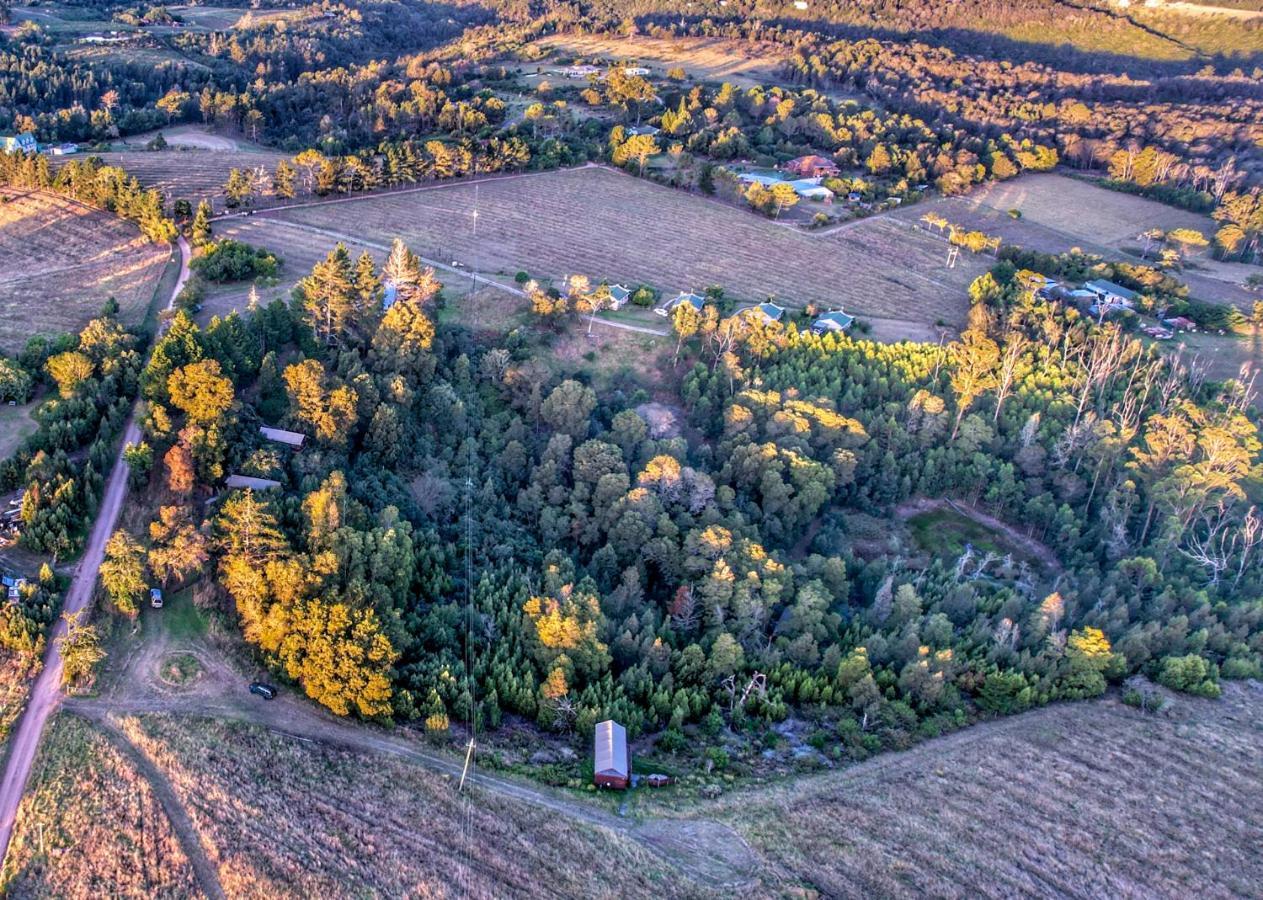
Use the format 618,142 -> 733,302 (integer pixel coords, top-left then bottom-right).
262,166 -> 984,331
534,33 -> 791,88
0,190 -> 171,352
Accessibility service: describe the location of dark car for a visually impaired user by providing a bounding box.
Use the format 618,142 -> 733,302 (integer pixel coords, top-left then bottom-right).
249,681 -> 277,700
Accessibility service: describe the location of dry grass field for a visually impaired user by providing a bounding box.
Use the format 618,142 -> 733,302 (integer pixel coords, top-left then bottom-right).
958,174 -> 1215,247
67,149 -> 288,206
0,190 -> 171,351
707,683 -> 1263,898
894,173 -> 1259,309
2,715 -> 200,899
265,167 -> 984,331
107,713 -> 687,899
0,399 -> 38,461
535,34 -> 789,88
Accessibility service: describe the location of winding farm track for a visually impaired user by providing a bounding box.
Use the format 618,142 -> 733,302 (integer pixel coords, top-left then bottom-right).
0,236 -> 192,866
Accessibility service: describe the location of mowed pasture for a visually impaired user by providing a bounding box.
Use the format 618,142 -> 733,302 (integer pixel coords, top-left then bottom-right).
77,714 -> 690,899
894,173 -> 1258,309
711,683 -> 1263,898
61,149 -> 287,206
264,167 -> 984,331
0,190 -> 170,351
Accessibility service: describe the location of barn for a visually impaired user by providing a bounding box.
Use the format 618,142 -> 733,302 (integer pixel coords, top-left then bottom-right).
593,720 -> 629,790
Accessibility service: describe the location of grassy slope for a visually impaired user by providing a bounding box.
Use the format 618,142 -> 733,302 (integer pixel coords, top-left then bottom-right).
708,683 -> 1263,897
1,715 -> 200,899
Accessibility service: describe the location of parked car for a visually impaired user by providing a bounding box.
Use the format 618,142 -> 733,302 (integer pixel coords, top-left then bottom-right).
149,587 -> 164,609
249,681 -> 277,700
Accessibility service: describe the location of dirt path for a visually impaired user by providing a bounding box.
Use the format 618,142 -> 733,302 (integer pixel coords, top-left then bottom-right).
238,199 -> 670,337
895,496 -> 1063,573
0,236 -> 191,865
66,690 -> 761,890
88,712 -> 227,900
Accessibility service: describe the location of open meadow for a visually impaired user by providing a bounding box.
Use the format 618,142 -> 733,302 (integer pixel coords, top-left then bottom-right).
0,190 -> 171,352
5,712 -> 698,900
61,148 -> 288,207
533,34 -> 790,89
1,715 -> 201,899
259,166 -> 984,332
706,682 -> 1263,898
896,173 -> 1258,309
6,684 -> 1261,899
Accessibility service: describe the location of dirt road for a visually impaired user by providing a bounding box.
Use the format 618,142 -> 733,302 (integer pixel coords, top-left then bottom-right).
0,236 -> 191,864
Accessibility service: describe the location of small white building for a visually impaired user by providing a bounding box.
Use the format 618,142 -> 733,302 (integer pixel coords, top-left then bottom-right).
226,474 -> 282,491
259,426 -> 306,449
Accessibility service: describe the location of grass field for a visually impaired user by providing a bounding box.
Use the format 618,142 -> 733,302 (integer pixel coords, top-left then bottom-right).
66,149 -> 288,206
708,682 -> 1263,898
896,173 -> 1258,309
262,167 -> 984,331
534,34 -> 789,89
0,190 -> 171,352
7,685 -> 1260,898
0,400 -> 38,461
2,715 -> 201,898
102,714 -> 682,899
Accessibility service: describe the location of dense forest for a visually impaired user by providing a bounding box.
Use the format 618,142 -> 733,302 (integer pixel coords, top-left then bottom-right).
71,232 -> 1257,755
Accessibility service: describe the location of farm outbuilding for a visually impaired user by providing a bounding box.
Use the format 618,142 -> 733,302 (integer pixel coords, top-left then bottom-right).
593,720 -> 630,789
225,474 -> 282,491
784,154 -> 839,179
259,426 -> 306,448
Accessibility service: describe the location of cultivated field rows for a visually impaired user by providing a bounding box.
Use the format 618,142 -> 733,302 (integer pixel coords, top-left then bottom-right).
266,167 -> 983,327
65,150 -> 288,205
114,714 -> 689,899
0,191 -> 170,351
715,684 -> 1263,898
893,173 -> 1259,310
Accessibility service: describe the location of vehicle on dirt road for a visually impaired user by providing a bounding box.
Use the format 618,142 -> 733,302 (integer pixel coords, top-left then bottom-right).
249,682 -> 277,700
149,588 -> 163,609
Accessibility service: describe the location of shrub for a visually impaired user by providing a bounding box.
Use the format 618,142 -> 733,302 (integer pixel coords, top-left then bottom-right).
192,239 -> 280,283
1156,655 -> 1220,698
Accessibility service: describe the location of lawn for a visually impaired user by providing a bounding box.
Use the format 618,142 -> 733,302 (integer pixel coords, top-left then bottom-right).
263,167 -> 985,331
0,400 -> 38,462
0,190 -> 171,352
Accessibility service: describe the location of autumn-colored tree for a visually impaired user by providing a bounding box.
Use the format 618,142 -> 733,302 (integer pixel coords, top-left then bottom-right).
283,359 -> 358,446
948,329 -> 1000,439
168,358 -> 234,425
148,505 -> 209,587
100,529 -> 146,618
46,351 -> 94,399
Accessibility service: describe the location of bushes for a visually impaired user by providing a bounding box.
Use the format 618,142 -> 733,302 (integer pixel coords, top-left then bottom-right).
191,239 -> 280,284
1156,655 -> 1220,698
